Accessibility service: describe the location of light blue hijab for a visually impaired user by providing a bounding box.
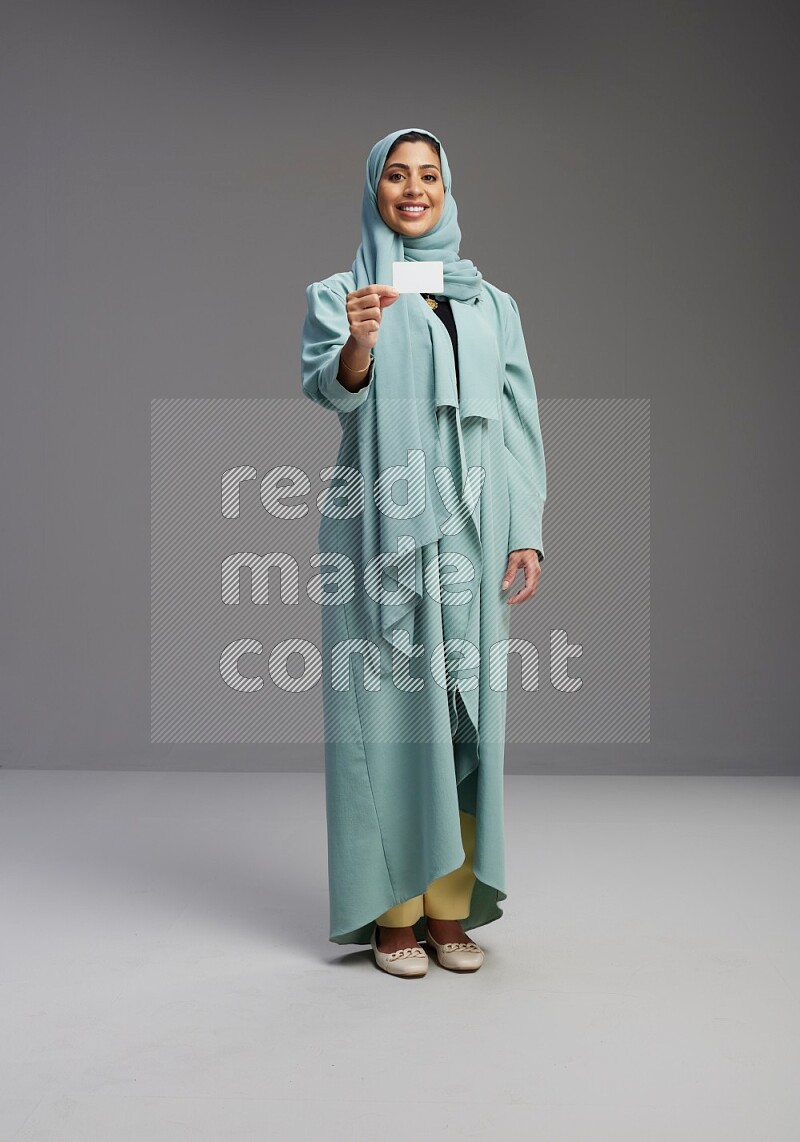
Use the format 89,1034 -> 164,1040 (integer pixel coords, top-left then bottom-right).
352,127 -> 483,301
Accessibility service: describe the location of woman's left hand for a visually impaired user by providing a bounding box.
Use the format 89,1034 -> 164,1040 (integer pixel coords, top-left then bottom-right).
501,549 -> 541,604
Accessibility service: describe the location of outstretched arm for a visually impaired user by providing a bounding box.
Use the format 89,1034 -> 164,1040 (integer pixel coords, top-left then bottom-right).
301,280 -> 398,412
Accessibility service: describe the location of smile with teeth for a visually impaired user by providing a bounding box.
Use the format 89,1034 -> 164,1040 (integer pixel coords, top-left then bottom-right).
397,204 -> 429,214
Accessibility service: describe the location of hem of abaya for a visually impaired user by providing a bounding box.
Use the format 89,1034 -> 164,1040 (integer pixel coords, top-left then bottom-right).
327,884 -> 507,947
329,729 -> 506,947
328,682 -> 505,948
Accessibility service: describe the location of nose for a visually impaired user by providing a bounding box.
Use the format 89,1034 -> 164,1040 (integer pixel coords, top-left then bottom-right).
403,174 -> 424,196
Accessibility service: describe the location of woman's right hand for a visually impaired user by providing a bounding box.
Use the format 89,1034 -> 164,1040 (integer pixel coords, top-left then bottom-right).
345,285 -> 400,351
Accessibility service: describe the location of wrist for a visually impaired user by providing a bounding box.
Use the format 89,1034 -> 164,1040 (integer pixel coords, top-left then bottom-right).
337,341 -> 374,391
340,337 -> 372,373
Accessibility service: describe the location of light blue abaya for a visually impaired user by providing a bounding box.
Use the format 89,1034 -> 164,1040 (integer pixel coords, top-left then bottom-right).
301,128 -> 547,946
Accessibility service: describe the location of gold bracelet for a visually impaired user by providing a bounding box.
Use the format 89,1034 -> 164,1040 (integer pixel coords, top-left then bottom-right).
339,351 -> 373,376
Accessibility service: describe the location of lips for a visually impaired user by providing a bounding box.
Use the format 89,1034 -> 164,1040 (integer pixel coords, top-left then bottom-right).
396,204 -> 429,215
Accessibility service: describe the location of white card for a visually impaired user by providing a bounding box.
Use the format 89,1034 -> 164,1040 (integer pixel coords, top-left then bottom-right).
392,260 -> 444,294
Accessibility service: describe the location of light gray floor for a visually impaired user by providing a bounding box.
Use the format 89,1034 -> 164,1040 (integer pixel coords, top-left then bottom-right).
1,771 -> 798,1141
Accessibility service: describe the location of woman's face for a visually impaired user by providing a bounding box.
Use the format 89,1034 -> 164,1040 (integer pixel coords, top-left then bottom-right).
377,140 -> 445,237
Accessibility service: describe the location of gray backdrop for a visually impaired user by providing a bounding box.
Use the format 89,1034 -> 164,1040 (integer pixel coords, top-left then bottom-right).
2,0 -> 797,772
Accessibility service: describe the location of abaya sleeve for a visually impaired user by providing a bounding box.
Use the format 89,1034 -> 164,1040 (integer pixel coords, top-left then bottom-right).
501,293 -> 547,561
301,278 -> 375,415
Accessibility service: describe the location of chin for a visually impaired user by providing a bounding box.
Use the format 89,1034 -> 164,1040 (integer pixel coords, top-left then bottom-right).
397,220 -> 437,237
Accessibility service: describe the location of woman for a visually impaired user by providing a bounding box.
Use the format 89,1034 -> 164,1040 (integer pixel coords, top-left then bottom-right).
301,127 -> 546,977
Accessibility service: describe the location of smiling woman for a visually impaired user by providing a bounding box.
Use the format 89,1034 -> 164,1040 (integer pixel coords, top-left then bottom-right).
301,127 -> 547,976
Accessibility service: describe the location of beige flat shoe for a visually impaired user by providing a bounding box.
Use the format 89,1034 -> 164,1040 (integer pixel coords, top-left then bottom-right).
425,926 -> 485,972
370,926 -> 429,977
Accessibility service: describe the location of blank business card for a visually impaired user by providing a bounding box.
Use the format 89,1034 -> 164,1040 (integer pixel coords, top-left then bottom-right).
392,260 -> 444,294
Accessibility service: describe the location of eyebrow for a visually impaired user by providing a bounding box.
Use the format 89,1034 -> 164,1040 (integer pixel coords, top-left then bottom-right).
384,162 -> 441,172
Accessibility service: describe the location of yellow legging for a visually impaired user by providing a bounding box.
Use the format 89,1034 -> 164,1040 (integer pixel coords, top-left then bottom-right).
375,809 -> 477,925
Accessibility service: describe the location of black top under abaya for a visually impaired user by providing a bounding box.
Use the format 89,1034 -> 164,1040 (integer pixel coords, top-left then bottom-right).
422,294 -> 460,394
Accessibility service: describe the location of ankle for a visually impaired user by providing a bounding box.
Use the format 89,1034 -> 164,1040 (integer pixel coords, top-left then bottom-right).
427,917 -> 467,934
375,923 -> 420,951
